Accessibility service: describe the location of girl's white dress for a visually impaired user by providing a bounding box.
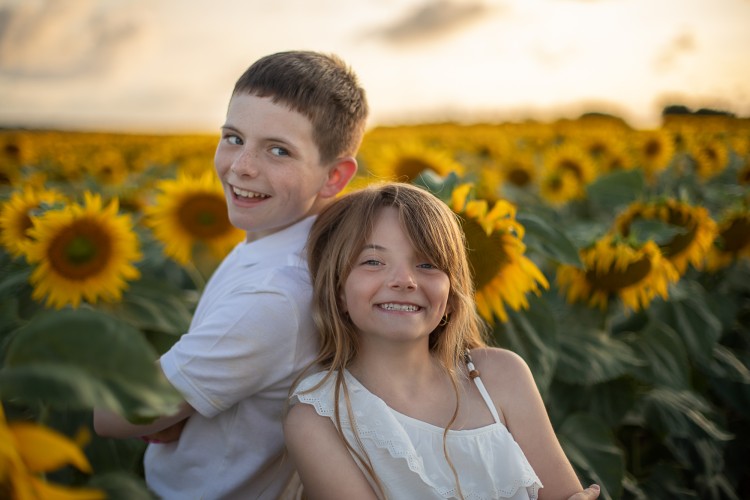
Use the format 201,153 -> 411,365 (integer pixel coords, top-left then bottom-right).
290,366 -> 542,499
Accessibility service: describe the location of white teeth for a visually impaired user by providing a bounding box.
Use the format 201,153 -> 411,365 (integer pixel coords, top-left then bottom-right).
232,186 -> 269,199
379,303 -> 419,312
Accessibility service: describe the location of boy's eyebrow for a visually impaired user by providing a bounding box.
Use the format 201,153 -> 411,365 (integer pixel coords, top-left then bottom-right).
219,124 -> 294,146
220,124 -> 240,133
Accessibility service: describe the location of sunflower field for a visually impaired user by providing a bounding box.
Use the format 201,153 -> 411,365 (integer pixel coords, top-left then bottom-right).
1,110 -> 749,499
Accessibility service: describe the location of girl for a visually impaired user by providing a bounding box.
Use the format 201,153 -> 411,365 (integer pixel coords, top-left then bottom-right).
284,183 -> 599,499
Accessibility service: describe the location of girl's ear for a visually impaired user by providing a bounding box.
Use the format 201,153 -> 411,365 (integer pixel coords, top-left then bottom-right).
339,293 -> 348,313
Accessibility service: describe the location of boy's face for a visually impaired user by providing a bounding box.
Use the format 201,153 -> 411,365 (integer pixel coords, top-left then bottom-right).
215,94 -> 352,241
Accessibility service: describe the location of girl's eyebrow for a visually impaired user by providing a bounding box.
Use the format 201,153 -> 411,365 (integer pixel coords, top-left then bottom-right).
362,244 -> 386,251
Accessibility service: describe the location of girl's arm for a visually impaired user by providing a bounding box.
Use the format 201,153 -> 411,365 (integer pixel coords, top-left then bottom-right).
284,402 -> 378,500
474,348 -> 584,500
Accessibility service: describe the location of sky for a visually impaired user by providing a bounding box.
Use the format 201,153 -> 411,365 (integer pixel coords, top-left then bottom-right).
1,0 -> 749,133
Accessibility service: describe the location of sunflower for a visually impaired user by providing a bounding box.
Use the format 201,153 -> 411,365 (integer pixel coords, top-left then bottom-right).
539,170 -> 581,207
499,152 -> 537,189
705,209 -> 750,270
451,184 -> 549,323
0,187 -> 66,258
85,146 -> 129,185
539,145 -> 597,205
361,140 -> 465,182
0,403 -> 104,500
556,235 -> 679,313
145,171 -> 245,265
0,131 -> 38,169
25,192 -> 142,309
687,136 -> 730,179
629,129 -> 675,180
738,158 -> 750,186
614,199 -> 718,275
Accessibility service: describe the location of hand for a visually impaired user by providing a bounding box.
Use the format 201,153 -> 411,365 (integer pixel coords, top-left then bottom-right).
567,484 -> 600,499
140,418 -> 187,444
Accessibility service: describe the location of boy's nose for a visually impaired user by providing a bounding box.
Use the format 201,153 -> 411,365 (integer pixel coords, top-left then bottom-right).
231,150 -> 260,178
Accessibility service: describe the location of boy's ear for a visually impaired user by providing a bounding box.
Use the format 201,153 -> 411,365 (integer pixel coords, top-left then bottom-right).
319,157 -> 357,198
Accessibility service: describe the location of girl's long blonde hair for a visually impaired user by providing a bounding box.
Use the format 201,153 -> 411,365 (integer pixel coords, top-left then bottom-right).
297,182 -> 489,497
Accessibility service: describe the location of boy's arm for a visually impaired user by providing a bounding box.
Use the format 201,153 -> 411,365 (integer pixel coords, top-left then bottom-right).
93,399 -> 195,439
93,360 -> 195,439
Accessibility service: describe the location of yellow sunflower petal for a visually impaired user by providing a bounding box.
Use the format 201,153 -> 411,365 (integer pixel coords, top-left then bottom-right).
9,423 -> 93,474
28,477 -> 105,500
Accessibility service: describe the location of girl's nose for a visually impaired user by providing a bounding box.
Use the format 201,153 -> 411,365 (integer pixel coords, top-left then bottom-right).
389,266 -> 417,290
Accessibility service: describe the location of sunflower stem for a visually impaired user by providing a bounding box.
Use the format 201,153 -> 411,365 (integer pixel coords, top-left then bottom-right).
599,300 -> 612,333
182,261 -> 207,291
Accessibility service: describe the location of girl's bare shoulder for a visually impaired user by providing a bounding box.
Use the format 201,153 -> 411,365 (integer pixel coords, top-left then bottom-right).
468,347 -> 537,401
470,346 -> 532,379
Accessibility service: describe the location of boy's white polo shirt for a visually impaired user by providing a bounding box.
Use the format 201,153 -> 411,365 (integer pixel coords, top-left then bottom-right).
145,215 -> 318,500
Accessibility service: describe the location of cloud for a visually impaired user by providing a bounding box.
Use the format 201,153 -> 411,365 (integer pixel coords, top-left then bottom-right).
653,31 -> 696,71
0,0 -> 151,79
362,0 -> 494,45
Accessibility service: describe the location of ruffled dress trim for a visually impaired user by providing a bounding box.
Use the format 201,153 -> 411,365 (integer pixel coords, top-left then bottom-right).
291,369 -> 542,499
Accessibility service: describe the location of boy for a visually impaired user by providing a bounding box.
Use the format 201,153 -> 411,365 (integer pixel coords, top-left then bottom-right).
94,50 -> 369,499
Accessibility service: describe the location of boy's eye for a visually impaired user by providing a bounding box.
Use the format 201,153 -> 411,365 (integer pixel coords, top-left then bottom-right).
224,134 -> 243,146
270,146 -> 290,157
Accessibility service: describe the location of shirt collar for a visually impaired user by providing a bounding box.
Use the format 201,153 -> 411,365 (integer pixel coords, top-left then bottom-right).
237,215 -> 316,264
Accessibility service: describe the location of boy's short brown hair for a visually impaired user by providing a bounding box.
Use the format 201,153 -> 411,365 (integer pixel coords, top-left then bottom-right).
233,51 -> 369,164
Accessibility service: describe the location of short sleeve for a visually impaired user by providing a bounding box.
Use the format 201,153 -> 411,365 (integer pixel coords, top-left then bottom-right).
160,285 -> 303,418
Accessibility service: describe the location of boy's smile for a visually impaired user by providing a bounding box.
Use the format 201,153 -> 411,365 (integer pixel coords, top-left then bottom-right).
230,186 -> 270,201
215,93 -> 342,242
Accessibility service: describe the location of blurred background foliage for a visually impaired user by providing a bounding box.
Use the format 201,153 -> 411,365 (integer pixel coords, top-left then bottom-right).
1,106 -> 748,498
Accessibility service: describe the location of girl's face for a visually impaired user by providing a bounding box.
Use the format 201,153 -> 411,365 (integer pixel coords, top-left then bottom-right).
342,207 -> 450,346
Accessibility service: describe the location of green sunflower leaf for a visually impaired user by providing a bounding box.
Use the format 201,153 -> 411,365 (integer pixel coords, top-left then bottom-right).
517,212 -> 583,267
558,413 -> 626,500
555,325 -> 643,385
0,308 -> 182,420
620,319 -> 691,389
586,169 -> 645,211
638,387 -> 733,442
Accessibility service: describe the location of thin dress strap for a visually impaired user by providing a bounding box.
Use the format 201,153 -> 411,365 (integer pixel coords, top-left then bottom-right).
464,350 -> 501,424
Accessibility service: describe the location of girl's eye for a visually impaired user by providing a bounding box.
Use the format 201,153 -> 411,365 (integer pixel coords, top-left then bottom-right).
418,262 -> 437,269
362,259 -> 382,266
270,146 -> 290,157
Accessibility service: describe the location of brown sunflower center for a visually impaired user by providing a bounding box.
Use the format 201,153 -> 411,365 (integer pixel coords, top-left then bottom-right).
507,166 -> 531,187
588,143 -> 608,158
662,209 -> 696,258
395,157 -> 432,181
48,220 -> 112,280
558,159 -> 583,180
586,256 -> 652,292
177,194 -> 233,239
460,217 -> 508,291
738,164 -> 750,185
19,213 -> 33,240
644,139 -> 662,159
721,216 -> 750,253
